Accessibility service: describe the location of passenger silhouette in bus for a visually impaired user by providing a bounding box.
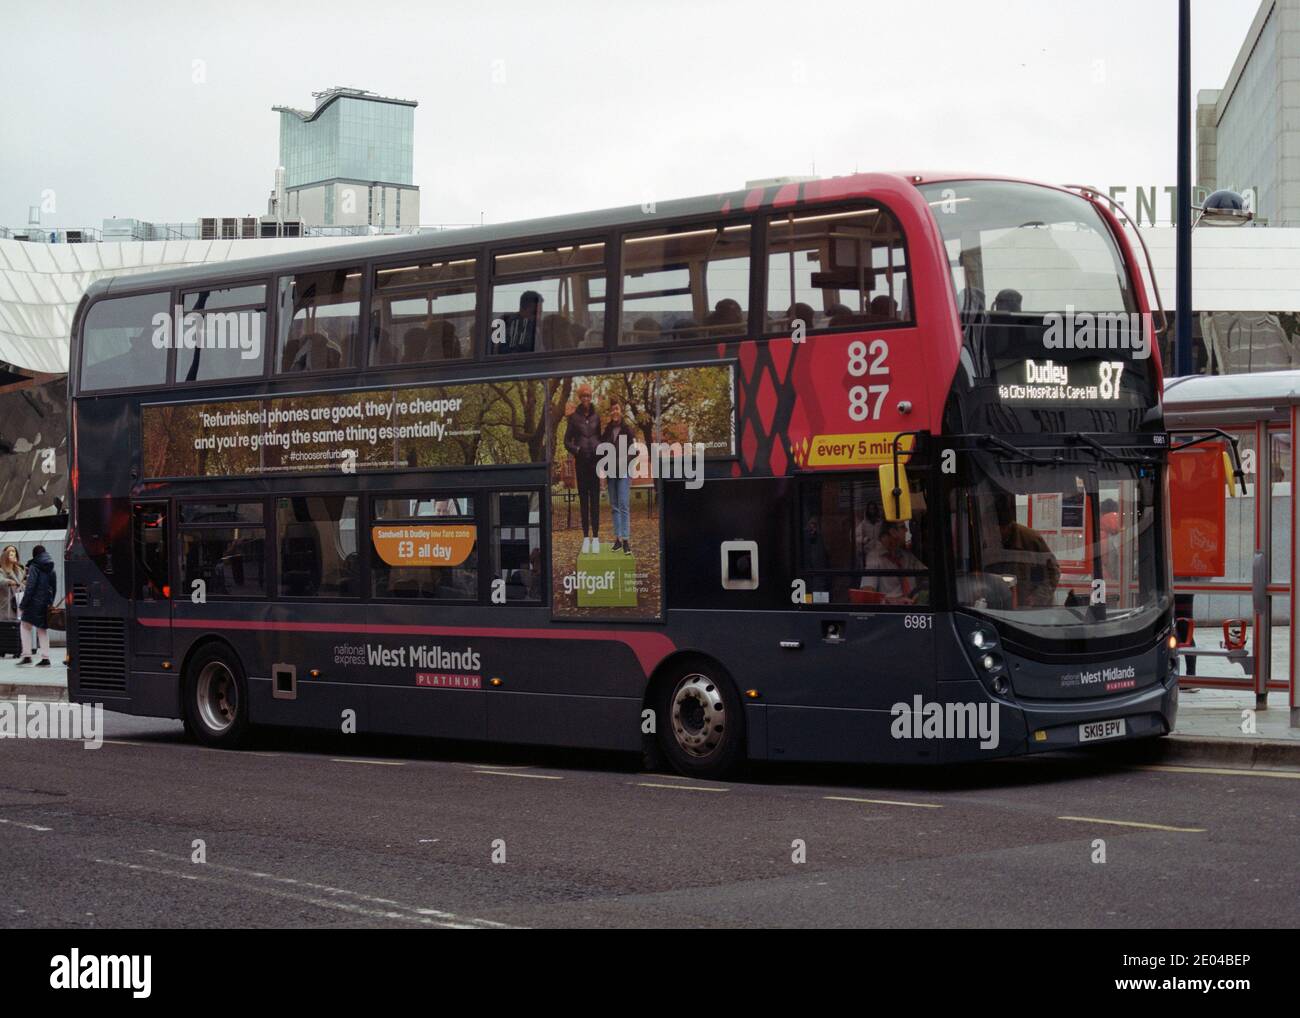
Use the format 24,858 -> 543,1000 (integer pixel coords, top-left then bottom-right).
785,302 -> 816,334
435,319 -> 460,360
495,290 -> 542,354
860,520 -> 925,604
401,326 -> 433,363
704,298 -> 744,334
992,288 -> 1023,313
868,295 -> 899,321
988,493 -> 1060,607
628,316 -> 661,345
827,302 -> 855,326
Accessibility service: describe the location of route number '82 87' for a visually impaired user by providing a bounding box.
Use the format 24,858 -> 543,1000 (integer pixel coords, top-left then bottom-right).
848,338 -> 890,421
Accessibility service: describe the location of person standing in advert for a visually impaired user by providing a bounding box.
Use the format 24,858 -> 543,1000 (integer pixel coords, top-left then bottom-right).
565,384 -> 603,553
601,399 -> 640,555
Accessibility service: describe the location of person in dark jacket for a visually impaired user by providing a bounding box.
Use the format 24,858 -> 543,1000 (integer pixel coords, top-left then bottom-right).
600,399 -> 640,554
564,384 -> 603,553
19,545 -> 56,666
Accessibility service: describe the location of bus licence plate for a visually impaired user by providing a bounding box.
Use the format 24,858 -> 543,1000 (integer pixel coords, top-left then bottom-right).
1079,719 -> 1126,743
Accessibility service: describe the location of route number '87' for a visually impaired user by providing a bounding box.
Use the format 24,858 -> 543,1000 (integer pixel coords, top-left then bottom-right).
848,338 -> 890,422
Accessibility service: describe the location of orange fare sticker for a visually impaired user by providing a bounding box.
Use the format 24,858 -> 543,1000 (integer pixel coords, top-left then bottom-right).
372,525 -> 476,567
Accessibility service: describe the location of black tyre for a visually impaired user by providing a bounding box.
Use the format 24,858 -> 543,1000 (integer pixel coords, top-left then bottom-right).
182,643 -> 250,748
654,660 -> 745,778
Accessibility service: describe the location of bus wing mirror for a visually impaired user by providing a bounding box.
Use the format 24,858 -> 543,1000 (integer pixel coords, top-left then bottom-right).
880,464 -> 912,522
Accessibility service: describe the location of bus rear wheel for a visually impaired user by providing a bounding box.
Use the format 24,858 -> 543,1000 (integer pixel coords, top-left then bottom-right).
655,662 -> 745,779
183,644 -> 249,748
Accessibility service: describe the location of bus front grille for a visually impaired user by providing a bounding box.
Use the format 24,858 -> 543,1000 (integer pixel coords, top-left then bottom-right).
74,617 -> 127,693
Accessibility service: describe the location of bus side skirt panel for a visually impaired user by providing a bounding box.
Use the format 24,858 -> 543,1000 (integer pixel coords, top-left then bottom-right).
129,671 -> 181,719
487,691 -> 642,751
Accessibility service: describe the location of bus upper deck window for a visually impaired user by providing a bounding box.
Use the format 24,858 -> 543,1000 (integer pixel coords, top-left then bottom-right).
275,267 -> 363,373
489,243 -> 606,355
79,292 -> 171,391
371,258 -> 477,367
765,206 -> 910,336
179,283 -> 268,382
619,224 -> 751,345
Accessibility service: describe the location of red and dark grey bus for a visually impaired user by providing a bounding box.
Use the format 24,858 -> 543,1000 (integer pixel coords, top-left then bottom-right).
66,173 -> 1180,776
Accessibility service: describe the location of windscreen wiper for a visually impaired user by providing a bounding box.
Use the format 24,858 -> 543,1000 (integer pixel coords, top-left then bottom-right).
976,434 -> 1058,465
1066,432 -> 1161,466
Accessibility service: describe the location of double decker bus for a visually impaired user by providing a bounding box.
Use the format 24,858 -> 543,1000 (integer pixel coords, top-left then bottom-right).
66,173 -> 1179,776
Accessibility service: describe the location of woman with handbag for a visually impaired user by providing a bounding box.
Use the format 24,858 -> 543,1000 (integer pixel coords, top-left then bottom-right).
18,545 -> 56,667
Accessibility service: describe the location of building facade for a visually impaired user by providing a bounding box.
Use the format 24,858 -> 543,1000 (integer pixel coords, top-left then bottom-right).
271,87 -> 420,230
1197,0 -> 1300,227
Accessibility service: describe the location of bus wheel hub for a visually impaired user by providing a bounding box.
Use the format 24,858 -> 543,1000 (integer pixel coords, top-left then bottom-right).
671,674 -> 724,756
197,662 -> 238,733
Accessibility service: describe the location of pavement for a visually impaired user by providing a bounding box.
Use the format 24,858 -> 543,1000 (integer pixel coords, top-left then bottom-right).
0,654 -> 66,700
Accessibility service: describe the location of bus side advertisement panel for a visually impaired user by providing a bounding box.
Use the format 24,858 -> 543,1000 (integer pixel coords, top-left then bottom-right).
140,380 -> 550,478
548,365 -> 735,620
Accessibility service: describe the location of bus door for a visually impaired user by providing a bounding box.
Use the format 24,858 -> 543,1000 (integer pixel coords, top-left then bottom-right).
131,501 -> 172,661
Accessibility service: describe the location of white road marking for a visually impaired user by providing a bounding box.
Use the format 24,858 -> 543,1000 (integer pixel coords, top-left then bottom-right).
329,758 -> 405,766
468,764 -> 535,770
0,817 -> 52,832
473,769 -> 562,780
824,795 -> 942,809
145,849 -> 516,928
92,851 -> 517,929
1057,816 -> 1206,833
636,782 -> 728,793
102,739 -> 279,757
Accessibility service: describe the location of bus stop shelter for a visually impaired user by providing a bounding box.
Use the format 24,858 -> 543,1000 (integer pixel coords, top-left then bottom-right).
1164,371 -> 1299,727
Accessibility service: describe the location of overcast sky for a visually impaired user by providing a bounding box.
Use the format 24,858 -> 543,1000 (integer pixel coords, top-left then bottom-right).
0,0 -> 1261,230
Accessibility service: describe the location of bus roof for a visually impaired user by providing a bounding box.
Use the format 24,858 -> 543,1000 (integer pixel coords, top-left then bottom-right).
80,171 -> 1069,303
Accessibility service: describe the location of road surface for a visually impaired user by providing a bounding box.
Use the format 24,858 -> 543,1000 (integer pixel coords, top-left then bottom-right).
1,713 -> 1296,928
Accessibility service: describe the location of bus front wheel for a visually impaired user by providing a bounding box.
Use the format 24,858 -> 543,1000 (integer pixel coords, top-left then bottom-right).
182,644 -> 250,748
654,661 -> 745,779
